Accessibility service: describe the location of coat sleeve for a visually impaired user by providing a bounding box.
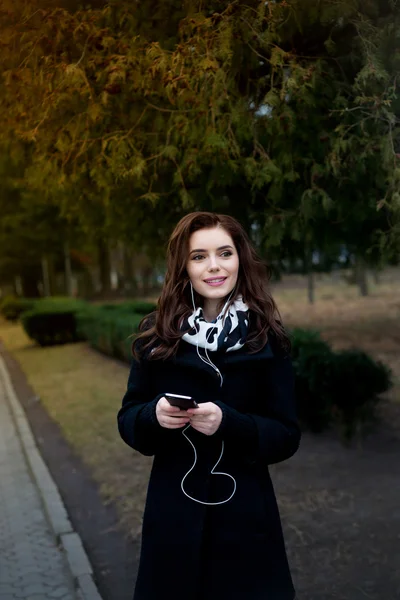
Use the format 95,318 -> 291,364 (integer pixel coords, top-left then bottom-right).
117,357 -> 166,456
214,349 -> 301,466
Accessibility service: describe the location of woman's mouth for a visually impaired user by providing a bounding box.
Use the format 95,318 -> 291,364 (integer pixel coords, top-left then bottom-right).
203,277 -> 227,287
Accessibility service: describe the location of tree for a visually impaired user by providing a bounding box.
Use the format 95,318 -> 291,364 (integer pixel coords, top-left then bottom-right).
0,0 -> 399,279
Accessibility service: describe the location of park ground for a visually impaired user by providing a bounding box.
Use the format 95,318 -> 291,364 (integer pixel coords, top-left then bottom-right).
0,270 -> 399,599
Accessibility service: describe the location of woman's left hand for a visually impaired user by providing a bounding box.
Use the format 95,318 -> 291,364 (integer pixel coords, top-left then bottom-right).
187,402 -> 223,436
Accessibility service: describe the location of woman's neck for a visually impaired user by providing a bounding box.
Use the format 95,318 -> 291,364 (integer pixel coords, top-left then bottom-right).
202,299 -> 220,322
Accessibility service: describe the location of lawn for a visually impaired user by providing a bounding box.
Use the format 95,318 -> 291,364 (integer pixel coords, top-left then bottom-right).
1,271 -> 400,599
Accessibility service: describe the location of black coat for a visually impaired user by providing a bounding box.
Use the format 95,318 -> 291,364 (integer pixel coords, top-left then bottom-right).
118,331 -> 301,600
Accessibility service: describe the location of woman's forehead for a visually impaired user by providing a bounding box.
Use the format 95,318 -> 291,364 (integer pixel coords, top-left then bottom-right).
188,227 -> 234,249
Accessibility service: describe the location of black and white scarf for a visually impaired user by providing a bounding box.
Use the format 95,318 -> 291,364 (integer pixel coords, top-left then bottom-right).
182,295 -> 249,352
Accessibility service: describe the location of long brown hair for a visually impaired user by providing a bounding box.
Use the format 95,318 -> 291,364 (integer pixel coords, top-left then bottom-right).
132,212 -> 289,360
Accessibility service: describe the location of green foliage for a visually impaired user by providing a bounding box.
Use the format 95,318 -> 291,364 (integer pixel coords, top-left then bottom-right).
76,308 -> 142,362
0,0 -> 399,284
21,297 -> 88,346
329,349 -> 392,442
97,300 -> 156,314
291,328 -> 335,433
290,328 -> 393,442
0,295 -> 36,321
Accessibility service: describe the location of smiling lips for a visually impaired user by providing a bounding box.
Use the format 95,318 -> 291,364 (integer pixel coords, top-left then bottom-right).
204,277 -> 227,287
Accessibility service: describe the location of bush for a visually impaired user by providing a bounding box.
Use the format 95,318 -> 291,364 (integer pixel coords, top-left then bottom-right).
290,328 -> 393,442
77,308 -> 142,362
97,301 -> 157,315
0,296 -> 36,321
328,349 -> 392,442
291,329 -> 335,433
21,298 -> 88,346
125,300 -> 157,315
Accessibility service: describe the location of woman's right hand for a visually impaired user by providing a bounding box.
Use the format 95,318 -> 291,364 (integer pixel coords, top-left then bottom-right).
156,397 -> 191,429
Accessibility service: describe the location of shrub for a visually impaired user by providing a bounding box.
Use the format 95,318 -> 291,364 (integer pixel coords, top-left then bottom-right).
126,300 -> 157,315
77,309 -> 142,362
290,329 -> 336,433
290,328 -> 393,442
0,296 -> 36,321
21,298 -> 89,346
97,301 -> 157,315
328,349 -> 392,442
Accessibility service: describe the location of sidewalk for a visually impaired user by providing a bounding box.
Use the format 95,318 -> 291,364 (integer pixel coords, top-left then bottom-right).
0,356 -> 102,600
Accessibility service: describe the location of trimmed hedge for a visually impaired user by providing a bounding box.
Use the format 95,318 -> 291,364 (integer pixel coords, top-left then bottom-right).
21,298 -> 89,346
77,308 -> 143,362
97,300 -> 157,315
329,349 -> 392,441
291,329 -> 335,433
291,328 -> 392,441
0,296 -> 36,321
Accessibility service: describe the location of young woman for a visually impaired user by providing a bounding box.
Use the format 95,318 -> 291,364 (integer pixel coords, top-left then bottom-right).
118,212 -> 301,600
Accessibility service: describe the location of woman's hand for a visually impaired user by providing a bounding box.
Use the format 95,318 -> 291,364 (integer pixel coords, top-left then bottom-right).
156,397 -> 191,429
187,402 -> 223,436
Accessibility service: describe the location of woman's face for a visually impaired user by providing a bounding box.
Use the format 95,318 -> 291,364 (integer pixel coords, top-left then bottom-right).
186,226 -> 239,305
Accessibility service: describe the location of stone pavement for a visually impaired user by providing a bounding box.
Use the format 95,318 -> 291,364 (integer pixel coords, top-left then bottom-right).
0,356 -> 102,600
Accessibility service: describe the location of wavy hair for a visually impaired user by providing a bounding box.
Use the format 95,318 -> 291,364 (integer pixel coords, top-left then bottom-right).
132,212 -> 289,360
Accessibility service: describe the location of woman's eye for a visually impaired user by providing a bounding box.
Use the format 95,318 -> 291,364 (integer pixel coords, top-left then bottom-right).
192,254 -> 204,261
221,251 -> 233,257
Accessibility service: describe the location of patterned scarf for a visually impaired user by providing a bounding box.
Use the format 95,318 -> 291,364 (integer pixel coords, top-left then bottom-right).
182,295 -> 249,353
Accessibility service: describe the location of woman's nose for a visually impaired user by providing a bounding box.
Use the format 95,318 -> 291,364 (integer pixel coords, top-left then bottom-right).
208,255 -> 220,271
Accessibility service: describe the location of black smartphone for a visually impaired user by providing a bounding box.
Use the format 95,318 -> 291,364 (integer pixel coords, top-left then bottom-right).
164,393 -> 198,410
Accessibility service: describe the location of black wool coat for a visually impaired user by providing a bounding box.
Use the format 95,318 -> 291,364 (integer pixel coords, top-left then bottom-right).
118,331 -> 301,600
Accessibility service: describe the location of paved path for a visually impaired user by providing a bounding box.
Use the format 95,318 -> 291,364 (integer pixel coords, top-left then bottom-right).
0,356 -> 101,600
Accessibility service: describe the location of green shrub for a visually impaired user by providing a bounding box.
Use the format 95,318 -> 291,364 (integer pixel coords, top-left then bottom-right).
126,300 -> 157,315
77,309 -> 142,362
0,296 -> 36,321
328,349 -> 392,442
291,328 -> 336,433
21,298 -> 89,346
290,328 -> 393,442
97,301 -> 156,315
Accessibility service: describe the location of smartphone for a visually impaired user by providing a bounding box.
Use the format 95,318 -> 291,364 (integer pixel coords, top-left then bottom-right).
164,393 -> 198,410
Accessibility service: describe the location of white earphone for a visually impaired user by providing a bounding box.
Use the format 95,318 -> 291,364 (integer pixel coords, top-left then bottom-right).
179,283 -> 237,506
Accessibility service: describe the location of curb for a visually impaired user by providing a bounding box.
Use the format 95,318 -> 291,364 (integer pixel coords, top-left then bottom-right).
0,354 -> 103,600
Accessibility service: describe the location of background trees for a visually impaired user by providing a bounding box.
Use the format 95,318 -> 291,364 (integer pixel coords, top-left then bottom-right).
1,0 -> 399,298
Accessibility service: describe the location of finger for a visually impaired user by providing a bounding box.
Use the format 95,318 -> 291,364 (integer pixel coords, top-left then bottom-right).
158,398 -> 181,413
162,416 -> 190,427
190,424 -> 210,435
187,403 -> 213,415
189,416 -> 208,424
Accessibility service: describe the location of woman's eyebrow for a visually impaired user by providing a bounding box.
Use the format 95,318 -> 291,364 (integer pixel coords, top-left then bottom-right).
189,245 -> 234,254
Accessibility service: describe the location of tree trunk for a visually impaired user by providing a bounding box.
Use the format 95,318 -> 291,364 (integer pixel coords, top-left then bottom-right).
372,269 -> 381,285
41,256 -> 51,297
64,242 -> 73,297
97,239 -> 111,294
307,270 -> 315,304
122,247 -> 137,294
355,256 -> 369,297
14,275 -> 23,297
304,247 -> 315,304
141,266 -> 154,297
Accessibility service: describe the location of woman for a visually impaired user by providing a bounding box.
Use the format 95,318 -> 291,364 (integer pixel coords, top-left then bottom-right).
118,212 -> 301,600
